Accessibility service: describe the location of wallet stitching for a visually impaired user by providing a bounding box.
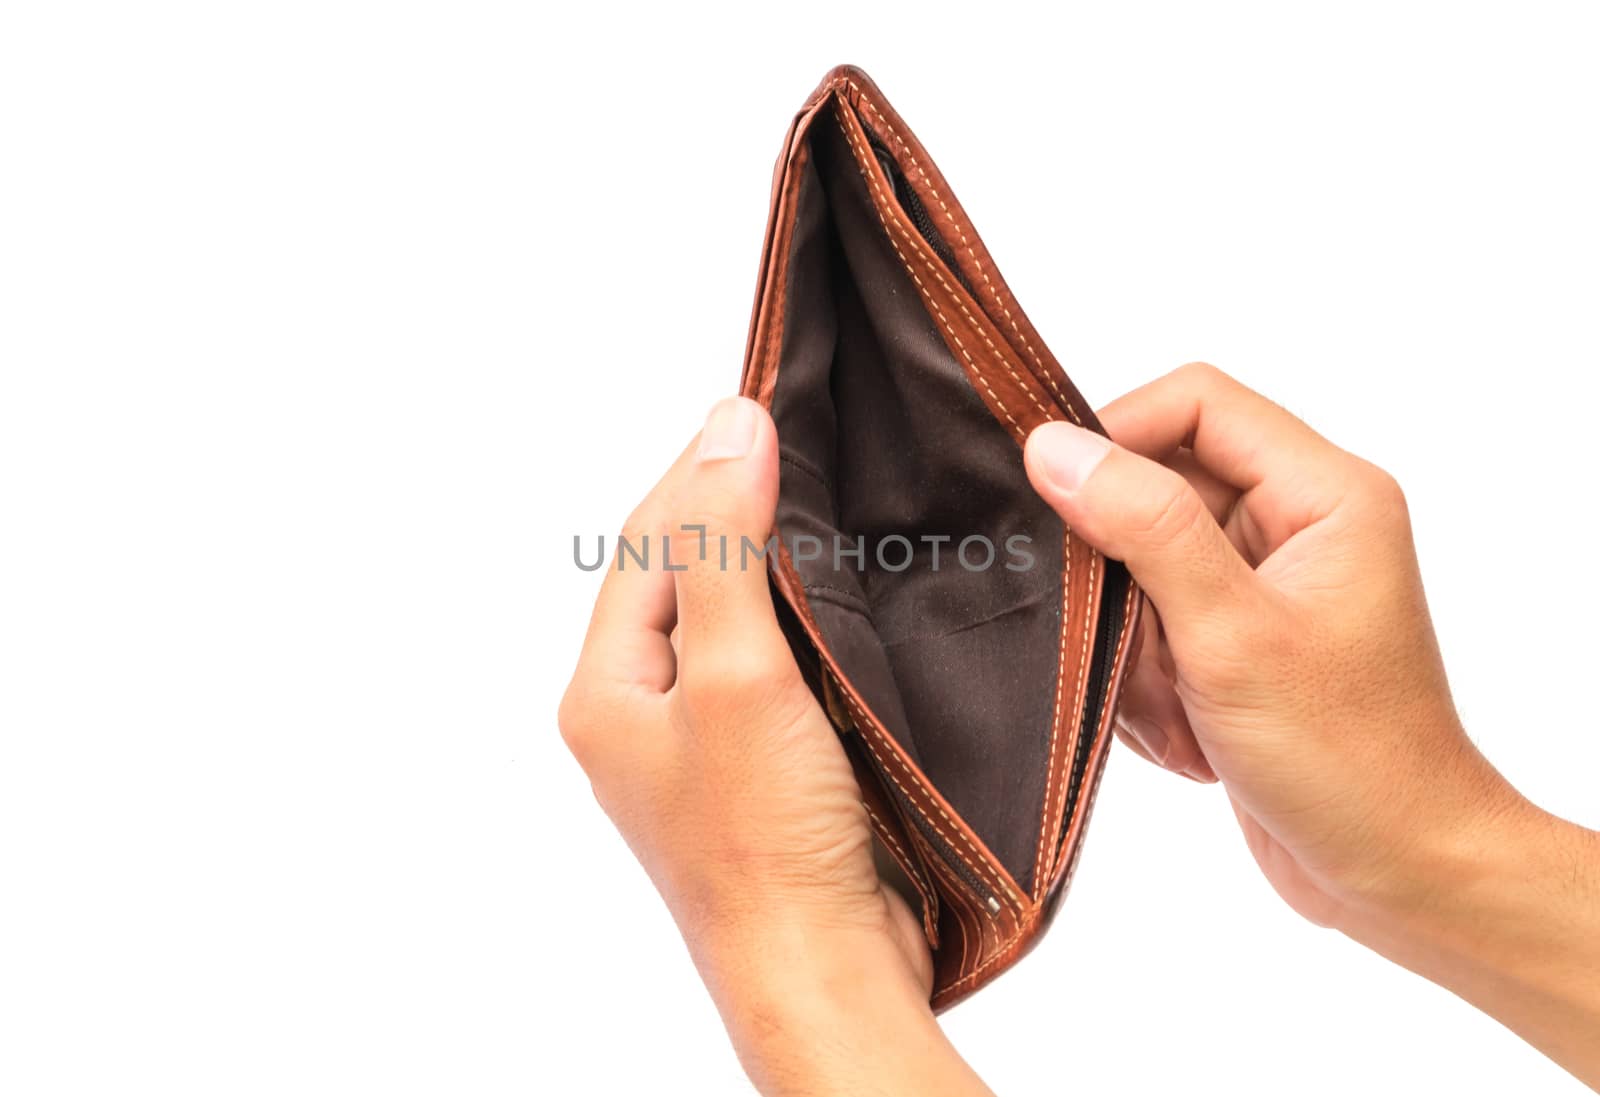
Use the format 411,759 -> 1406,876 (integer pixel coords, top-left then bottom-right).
866,802 -> 935,916
775,546 -> 1020,910
845,83 -> 1081,427
839,686 -> 1021,910
796,71 -> 1123,1002
1047,543 -> 1098,892
940,911 -> 1029,996
924,844 -> 983,976
830,89 -> 1062,914
927,851 -> 975,976
863,801 -> 939,942
834,77 -> 1090,915
779,451 -> 831,489
841,100 -> 1054,430
1033,536 -> 1094,894
929,854 -> 1008,997
836,682 -> 1022,911
1032,535 -> 1072,891
1052,579 -> 1138,890
830,97 -> 1052,439
803,582 -> 872,613
949,586 -> 1132,997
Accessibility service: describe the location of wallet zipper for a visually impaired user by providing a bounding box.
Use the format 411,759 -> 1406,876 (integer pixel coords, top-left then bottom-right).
867,137 -> 971,292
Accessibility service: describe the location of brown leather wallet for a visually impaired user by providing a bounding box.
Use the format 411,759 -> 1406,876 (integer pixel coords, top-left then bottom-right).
737,65 -> 1144,1009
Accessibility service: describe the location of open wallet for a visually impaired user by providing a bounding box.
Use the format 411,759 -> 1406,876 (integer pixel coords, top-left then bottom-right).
736,65 -> 1144,1009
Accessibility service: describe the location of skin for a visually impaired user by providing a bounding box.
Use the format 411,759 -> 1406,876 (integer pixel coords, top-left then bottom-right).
560,364 -> 1600,1093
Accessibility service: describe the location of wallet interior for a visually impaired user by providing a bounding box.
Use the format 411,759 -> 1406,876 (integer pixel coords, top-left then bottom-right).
769,114 -> 1124,897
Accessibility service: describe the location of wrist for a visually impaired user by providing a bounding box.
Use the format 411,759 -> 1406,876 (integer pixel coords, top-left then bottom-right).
1322,731 -> 1534,940
696,920 -> 978,1096
1340,792 -> 1600,1074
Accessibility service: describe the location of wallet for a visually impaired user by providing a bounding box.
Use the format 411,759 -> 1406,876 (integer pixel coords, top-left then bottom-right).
737,65 -> 1143,1009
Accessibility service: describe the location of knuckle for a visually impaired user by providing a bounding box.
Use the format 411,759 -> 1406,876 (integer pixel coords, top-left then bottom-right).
557,678 -> 627,771
1344,460 -> 1412,533
678,646 -> 801,724
557,681 -> 596,762
1174,360 -> 1227,387
1130,475 -> 1209,550
1361,463 -> 1409,513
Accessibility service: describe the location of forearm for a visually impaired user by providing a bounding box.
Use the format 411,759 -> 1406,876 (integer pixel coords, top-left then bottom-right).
1347,795 -> 1600,1087
696,922 -> 992,1097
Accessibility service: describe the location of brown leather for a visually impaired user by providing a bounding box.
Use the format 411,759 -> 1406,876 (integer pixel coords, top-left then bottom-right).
740,65 -> 1144,1010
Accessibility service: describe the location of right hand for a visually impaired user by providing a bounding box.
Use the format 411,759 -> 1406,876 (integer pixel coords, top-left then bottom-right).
1023,362 -> 1517,930
1025,363 -> 1600,1089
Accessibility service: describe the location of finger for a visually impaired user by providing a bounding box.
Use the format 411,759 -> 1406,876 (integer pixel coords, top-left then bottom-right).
1116,605 -> 1214,780
1024,421 -> 1269,644
1099,362 -> 1347,492
669,397 -> 797,701
1114,621 -> 1216,783
575,437 -> 701,694
1166,447 -> 1237,524
1099,363 -> 1358,551
1114,719 -> 1161,767
1151,449 -> 1288,569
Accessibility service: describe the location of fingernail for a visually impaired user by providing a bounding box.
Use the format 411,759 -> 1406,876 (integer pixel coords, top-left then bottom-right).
1119,714 -> 1170,766
697,397 -> 758,462
1033,422 -> 1112,493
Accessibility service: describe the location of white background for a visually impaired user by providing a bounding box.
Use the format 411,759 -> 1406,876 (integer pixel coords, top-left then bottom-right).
2,2 -> 1597,1093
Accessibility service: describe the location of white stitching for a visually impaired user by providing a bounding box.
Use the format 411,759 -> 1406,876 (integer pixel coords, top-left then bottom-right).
939,912 -> 1026,994
945,579 -> 1134,998
837,684 -> 1022,911
1041,546 -> 1098,891
864,802 -> 938,927
1031,534 -> 1073,894
805,74 -> 1122,1000
774,544 -> 1022,913
1051,579 -> 1138,891
840,101 -> 1054,427
924,850 -> 975,977
845,79 -> 1083,428
830,97 -> 1053,437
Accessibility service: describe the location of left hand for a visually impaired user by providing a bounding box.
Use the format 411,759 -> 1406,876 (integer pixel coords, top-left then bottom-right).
560,397 -> 989,1096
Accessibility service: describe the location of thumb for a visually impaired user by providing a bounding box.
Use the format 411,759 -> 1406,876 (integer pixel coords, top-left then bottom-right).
669,396 -> 791,685
1024,421 -> 1262,638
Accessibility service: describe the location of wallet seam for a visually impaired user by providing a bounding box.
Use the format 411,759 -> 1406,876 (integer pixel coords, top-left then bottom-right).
832,80 -> 1093,921
842,81 -> 1081,427
829,94 -> 1053,440
835,681 -> 1023,912
938,910 -> 1029,999
1048,578 -> 1139,892
779,451 -> 831,490
863,801 -> 940,944
1033,535 -> 1095,895
775,543 -> 1023,912
832,80 -> 1090,908
924,852 -> 970,976
803,582 -> 872,614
